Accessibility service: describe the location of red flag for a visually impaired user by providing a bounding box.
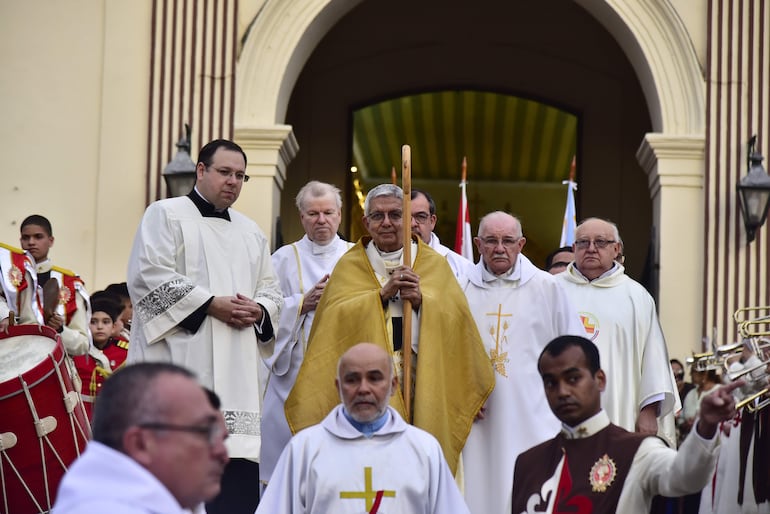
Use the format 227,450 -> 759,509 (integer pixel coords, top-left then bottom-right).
455,157 -> 473,260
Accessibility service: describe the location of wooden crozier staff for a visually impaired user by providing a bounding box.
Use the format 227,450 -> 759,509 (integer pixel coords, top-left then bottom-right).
401,144 -> 413,421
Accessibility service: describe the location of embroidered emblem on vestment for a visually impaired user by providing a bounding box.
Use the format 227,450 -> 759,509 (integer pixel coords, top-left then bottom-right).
485,304 -> 512,377
340,466 -> 396,513
579,311 -> 600,341
223,410 -> 260,436
8,265 -> 22,287
59,285 -> 72,304
589,453 -> 616,492
135,278 -> 195,322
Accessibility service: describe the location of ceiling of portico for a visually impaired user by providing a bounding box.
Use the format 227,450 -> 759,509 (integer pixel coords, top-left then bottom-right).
352,90 -> 577,186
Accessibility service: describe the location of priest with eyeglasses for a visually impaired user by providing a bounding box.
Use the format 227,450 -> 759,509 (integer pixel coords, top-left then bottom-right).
555,217 -> 680,449
460,211 -> 584,514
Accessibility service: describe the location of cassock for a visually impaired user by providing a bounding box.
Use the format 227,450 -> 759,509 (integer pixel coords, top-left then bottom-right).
260,234 -> 353,484
257,405 -> 471,514
285,236 -> 494,475
126,194 -> 283,460
512,410 -> 721,514
557,262 -> 679,446
462,254 -> 584,514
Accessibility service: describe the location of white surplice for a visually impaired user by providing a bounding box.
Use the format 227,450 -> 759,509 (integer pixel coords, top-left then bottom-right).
52,441 -> 195,514
257,405 -> 471,514
557,262 -> 680,447
126,196 -> 282,460
260,234 -> 353,484
425,232 -> 475,283
462,254 -> 584,514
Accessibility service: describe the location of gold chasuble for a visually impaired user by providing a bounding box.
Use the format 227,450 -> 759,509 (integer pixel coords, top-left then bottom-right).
285,237 -> 493,474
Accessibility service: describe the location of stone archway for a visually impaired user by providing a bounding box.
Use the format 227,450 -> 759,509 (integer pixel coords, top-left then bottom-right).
572,1 -> 707,357
235,0 -> 706,357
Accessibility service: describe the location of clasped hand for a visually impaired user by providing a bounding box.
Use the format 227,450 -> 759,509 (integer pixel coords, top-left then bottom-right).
209,294 -> 263,328
380,266 -> 422,309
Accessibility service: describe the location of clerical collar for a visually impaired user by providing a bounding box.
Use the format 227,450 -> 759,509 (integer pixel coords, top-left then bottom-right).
342,408 -> 390,438
188,187 -> 231,221
308,235 -> 338,255
373,244 -> 403,262
481,256 -> 520,284
574,262 -> 620,282
560,410 -> 610,439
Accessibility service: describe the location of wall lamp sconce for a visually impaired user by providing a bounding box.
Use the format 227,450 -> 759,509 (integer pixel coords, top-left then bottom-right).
163,123 -> 197,198
737,135 -> 770,244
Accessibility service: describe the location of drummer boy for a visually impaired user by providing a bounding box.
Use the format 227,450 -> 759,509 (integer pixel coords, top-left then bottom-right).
19,215 -> 90,356
72,297 -> 129,421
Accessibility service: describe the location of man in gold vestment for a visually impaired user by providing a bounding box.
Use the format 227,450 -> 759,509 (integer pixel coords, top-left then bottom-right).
285,184 -> 493,474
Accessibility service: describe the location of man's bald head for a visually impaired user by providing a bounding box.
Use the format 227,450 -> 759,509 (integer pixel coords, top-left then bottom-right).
336,343 -> 397,423
573,217 -> 621,280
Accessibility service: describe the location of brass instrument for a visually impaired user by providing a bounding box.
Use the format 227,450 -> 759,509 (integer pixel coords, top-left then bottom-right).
718,307 -> 770,411
685,329 -> 721,372
733,305 -> 770,338
685,351 -> 721,372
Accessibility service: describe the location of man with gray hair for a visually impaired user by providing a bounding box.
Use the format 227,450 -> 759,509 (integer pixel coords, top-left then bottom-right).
556,217 -> 679,446
52,362 -> 229,513
461,210 -> 584,514
285,184 -> 493,478
260,180 -> 354,487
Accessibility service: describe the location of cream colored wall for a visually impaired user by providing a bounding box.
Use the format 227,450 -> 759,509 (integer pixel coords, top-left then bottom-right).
670,0 -> 708,70
0,1 -> 151,292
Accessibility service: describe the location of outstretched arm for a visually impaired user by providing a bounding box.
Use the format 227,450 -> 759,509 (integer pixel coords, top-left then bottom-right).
695,380 -> 744,438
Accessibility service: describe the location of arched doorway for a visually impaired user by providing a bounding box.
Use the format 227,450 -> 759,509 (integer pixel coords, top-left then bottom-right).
279,0 -> 652,277
235,0 -> 706,357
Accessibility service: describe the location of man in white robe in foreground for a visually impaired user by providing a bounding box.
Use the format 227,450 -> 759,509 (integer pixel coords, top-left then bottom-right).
258,343 -> 470,514
462,211 -> 584,514
556,217 -> 679,446
260,180 -> 353,486
127,139 -> 282,513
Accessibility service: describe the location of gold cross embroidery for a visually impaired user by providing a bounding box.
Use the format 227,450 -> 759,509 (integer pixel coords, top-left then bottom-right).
339,466 -> 396,511
486,304 -> 512,376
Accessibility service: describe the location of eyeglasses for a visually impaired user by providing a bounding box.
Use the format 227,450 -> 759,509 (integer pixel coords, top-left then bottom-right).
480,237 -> 521,249
411,212 -> 432,224
574,238 -> 616,250
366,210 -> 403,223
138,421 -> 226,446
207,165 -> 250,182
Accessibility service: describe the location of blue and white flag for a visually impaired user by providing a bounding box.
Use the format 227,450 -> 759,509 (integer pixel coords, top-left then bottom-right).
559,179 -> 577,247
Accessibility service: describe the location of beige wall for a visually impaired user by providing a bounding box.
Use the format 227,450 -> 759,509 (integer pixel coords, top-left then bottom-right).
0,1 -> 152,291
4,0 -> 761,364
